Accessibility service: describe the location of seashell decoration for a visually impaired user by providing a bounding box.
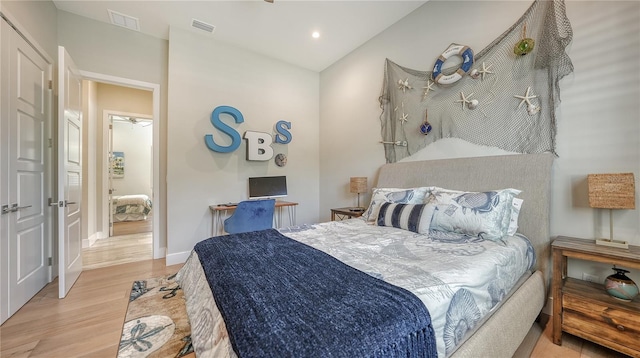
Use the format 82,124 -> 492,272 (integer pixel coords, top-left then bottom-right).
527,104 -> 540,115
468,99 -> 479,110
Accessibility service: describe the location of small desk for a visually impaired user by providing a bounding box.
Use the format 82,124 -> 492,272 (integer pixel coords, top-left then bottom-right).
209,200 -> 298,236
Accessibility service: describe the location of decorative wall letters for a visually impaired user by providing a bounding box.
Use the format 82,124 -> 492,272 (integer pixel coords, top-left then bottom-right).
204,105 -> 293,162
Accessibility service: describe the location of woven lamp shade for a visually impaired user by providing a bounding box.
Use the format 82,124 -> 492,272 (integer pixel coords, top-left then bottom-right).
588,173 -> 635,209
350,177 -> 367,194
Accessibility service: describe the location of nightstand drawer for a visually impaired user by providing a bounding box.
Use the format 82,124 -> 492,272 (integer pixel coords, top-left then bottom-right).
563,293 -> 640,352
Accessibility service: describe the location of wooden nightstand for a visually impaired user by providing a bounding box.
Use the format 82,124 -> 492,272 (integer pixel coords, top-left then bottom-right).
330,207 -> 364,221
552,236 -> 640,357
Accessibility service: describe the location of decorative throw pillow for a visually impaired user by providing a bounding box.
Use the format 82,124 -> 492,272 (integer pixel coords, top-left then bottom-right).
376,202 -> 435,234
427,187 -> 521,241
362,187 -> 430,222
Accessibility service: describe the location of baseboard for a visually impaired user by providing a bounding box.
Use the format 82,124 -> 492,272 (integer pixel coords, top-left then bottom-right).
82,233 -> 100,248
154,246 -> 166,260
166,251 -> 191,266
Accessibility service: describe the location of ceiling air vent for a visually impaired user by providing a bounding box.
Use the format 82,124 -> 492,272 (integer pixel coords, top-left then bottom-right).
108,9 -> 140,31
191,19 -> 215,34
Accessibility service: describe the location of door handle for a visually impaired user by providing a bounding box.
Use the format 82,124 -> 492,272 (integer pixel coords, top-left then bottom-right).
48,198 -> 62,207
1,205 -> 10,215
65,201 -> 77,207
10,203 -> 32,212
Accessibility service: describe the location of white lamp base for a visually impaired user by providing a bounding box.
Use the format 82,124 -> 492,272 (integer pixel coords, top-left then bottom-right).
595,238 -> 629,249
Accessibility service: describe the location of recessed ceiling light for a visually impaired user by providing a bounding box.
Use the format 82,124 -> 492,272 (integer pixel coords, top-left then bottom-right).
312,31 -> 320,39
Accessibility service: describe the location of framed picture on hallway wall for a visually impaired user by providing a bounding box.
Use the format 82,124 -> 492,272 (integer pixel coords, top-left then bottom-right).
112,151 -> 125,178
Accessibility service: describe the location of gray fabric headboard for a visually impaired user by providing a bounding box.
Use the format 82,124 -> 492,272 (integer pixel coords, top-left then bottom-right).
376,153 -> 554,291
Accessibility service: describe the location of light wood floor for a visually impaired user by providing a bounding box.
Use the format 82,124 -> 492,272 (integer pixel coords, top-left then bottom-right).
0,259 -> 182,358
112,217 -> 152,237
0,259 -> 631,358
82,218 -> 153,270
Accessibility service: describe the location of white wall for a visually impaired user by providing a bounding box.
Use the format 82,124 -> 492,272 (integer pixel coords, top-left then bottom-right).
112,121 -> 153,197
166,27 -> 320,263
320,0 -> 640,285
0,1 -> 58,60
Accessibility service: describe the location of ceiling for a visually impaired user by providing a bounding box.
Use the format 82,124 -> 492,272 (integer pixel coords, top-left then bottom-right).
52,0 -> 426,72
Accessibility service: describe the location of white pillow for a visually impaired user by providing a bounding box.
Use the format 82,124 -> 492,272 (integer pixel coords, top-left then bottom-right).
427,187 -> 521,241
362,187 -> 430,222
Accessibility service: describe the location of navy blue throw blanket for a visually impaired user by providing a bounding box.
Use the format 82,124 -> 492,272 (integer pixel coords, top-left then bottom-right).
194,229 -> 437,358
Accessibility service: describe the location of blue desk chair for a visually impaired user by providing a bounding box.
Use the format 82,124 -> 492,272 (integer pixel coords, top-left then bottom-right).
223,199 -> 276,234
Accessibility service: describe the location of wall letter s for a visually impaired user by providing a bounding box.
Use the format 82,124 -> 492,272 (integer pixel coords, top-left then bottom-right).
204,106 -> 244,153
274,120 -> 292,144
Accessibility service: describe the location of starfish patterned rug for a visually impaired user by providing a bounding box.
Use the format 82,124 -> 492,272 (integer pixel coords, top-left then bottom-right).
118,273 -> 194,358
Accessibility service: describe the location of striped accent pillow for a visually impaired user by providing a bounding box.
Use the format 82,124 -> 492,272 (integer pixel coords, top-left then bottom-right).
376,202 -> 435,234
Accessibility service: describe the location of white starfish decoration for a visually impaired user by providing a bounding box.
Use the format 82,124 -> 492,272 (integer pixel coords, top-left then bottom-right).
455,91 -> 474,110
514,87 -> 538,109
478,62 -> 494,81
422,80 -> 435,100
397,78 -> 412,93
398,112 -> 409,124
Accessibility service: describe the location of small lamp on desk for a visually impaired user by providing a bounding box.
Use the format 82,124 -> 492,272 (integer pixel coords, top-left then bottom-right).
349,177 -> 367,212
588,173 -> 635,249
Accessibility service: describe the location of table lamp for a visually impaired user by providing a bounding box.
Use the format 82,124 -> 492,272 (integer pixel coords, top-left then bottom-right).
349,177 -> 367,211
588,173 -> 635,249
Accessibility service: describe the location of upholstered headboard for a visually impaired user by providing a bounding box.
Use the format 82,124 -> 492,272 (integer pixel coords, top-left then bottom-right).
376,153 -> 555,290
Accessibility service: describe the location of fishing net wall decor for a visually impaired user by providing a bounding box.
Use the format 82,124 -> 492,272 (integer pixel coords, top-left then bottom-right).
379,0 -> 573,163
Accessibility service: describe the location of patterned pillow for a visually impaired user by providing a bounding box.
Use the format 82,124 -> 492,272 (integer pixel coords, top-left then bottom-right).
376,202 -> 435,234
427,187 -> 521,241
362,187 -> 431,222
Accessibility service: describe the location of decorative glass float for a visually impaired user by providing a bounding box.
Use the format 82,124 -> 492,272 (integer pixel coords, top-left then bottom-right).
604,266 -> 639,302
420,122 -> 432,135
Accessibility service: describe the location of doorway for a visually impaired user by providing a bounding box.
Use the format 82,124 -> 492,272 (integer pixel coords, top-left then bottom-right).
83,111 -> 154,270
77,74 -> 161,270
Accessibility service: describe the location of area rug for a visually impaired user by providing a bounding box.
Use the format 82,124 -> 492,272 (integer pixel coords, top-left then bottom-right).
118,273 -> 194,358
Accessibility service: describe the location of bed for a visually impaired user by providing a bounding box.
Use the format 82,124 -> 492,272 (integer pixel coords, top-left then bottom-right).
176,153 -> 554,358
111,194 -> 153,222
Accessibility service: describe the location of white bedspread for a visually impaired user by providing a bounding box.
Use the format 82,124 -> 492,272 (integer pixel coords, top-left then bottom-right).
177,218 -> 535,358
112,194 -> 152,222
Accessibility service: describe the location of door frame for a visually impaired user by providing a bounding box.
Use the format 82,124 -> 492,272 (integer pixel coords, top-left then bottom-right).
106,110 -> 153,238
80,71 -> 163,259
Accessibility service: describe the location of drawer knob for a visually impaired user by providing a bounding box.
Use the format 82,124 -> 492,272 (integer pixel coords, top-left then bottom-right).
616,324 -> 625,331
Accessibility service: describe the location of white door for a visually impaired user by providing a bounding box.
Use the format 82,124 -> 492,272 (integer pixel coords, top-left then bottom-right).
0,18 -> 51,323
57,46 -> 83,298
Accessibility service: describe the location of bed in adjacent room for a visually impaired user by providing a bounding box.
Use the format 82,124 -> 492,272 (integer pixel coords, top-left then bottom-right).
176,153 -> 554,358
112,194 -> 153,222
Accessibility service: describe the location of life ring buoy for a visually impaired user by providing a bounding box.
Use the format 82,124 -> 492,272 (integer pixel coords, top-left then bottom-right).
432,44 -> 474,85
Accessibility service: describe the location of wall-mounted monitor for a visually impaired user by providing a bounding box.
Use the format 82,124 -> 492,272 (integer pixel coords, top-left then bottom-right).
248,176 -> 287,199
